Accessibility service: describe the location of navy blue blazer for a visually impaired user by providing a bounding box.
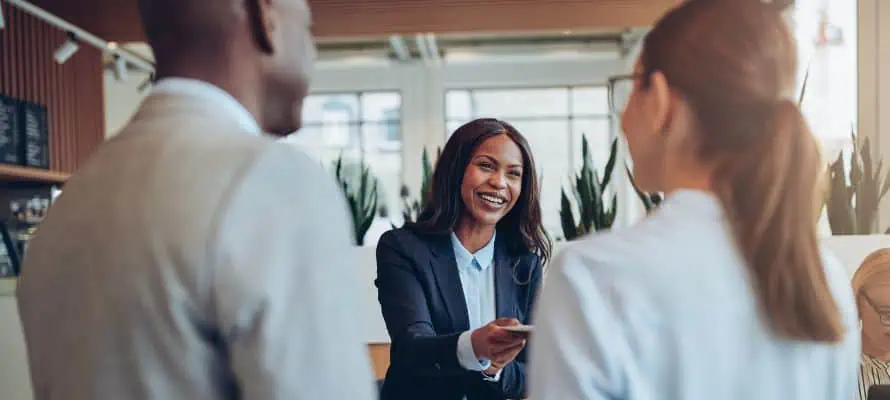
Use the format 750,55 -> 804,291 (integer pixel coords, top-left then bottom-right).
374,227 -> 542,400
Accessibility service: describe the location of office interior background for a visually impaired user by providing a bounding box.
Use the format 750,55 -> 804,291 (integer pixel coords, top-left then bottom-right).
0,0 -> 884,398
104,0 -> 858,246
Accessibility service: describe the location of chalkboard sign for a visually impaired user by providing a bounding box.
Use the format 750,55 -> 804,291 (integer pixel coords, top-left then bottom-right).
0,95 -> 22,166
20,101 -> 49,169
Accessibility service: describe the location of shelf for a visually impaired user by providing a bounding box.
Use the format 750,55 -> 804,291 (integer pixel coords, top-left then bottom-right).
0,165 -> 68,185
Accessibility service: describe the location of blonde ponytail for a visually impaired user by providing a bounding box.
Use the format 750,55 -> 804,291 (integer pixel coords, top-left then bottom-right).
713,99 -> 843,341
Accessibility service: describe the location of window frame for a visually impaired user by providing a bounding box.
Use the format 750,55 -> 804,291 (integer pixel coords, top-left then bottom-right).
443,85 -> 614,170
301,89 -> 405,160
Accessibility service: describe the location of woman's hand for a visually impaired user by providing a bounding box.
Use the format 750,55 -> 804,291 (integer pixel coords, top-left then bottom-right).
483,341 -> 526,376
471,318 -> 527,364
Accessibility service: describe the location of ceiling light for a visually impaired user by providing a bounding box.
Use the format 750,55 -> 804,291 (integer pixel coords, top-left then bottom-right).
112,54 -> 128,82
137,73 -> 155,93
388,35 -> 410,61
415,33 -> 431,64
53,32 -> 79,64
425,33 -> 441,64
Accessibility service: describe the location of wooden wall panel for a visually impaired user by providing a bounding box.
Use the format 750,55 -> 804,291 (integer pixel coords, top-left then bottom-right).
32,0 -> 677,43
0,1 -> 105,174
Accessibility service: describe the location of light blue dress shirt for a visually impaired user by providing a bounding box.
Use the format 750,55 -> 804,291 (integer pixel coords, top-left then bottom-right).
451,231 -> 500,381
530,189 -> 860,400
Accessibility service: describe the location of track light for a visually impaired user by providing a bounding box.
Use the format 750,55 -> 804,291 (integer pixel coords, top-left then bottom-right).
415,34 -> 430,64
388,35 -> 410,61
112,54 -> 128,82
137,73 -> 155,93
425,33 -> 441,63
53,32 -> 79,64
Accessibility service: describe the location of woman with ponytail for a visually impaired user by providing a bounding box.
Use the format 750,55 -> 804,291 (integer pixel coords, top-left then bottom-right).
529,0 -> 860,398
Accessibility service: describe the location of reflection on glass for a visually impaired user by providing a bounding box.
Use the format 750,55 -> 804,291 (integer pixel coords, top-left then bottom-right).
362,92 -> 402,122
607,75 -> 635,116
302,94 -> 359,125
362,123 -> 402,152
508,120 -> 570,237
472,88 -> 569,118
446,91 -> 473,120
571,120 -> 611,171
571,87 -> 609,117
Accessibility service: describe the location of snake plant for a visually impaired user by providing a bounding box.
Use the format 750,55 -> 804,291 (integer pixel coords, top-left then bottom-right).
626,165 -> 663,213
559,136 -> 618,240
826,130 -> 890,235
333,154 -> 379,245
398,147 -> 440,226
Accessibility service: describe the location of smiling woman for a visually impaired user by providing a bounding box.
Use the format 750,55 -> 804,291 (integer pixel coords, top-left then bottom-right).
373,118 -> 552,400
415,119 -> 551,263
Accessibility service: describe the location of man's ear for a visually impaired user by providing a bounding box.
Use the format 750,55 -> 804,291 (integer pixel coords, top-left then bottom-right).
245,0 -> 275,54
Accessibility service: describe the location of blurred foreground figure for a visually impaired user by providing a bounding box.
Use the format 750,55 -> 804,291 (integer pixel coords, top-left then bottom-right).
17,0 -> 376,399
530,0 -> 860,399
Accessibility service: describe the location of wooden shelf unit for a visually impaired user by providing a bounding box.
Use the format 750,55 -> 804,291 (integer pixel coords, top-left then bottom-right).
0,165 -> 68,185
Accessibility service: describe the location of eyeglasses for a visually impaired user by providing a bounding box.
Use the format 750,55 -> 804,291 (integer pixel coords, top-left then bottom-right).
862,291 -> 890,326
607,73 -> 639,116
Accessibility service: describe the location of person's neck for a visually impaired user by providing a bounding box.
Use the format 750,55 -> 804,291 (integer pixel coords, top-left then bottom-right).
155,61 -> 262,127
661,169 -> 714,196
863,331 -> 890,361
454,219 -> 495,254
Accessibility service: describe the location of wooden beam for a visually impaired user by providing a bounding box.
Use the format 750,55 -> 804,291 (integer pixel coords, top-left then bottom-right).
28,0 -> 676,43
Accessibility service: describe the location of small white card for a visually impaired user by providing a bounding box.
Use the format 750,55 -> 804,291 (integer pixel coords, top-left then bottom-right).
502,324 -> 533,333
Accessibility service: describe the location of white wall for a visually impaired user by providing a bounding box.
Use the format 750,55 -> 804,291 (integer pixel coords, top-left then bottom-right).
104,69 -> 152,138
859,0 -> 890,229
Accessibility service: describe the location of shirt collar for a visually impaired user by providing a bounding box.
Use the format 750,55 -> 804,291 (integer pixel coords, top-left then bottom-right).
665,189 -> 723,218
151,77 -> 262,136
450,231 -> 496,271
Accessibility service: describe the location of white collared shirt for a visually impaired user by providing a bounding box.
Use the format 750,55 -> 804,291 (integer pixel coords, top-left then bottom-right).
451,231 -> 502,387
151,77 -> 262,135
530,190 -> 860,400
452,232 -> 497,369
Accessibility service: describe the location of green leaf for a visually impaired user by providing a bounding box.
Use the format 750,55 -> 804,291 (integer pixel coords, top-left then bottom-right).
798,65 -> 810,106
559,189 -> 579,240
601,138 -> 618,189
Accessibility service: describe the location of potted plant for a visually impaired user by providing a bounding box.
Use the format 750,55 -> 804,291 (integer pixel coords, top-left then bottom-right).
397,147 -> 440,227
825,131 -> 890,235
333,153 -> 380,246
558,136 -> 618,240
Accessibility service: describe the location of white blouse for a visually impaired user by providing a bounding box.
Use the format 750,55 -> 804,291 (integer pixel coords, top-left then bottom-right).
530,190 -> 861,400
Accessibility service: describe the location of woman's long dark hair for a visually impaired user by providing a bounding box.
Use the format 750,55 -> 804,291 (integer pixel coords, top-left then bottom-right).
409,118 -> 552,265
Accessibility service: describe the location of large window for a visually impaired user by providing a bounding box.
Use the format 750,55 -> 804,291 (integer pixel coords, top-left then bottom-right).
288,91 -> 403,245
792,0 -> 856,160
445,87 -> 613,238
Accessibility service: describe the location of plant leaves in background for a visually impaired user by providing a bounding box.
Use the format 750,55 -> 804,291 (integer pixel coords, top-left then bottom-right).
333,153 -> 380,245
626,164 -> 663,213
825,130 -> 890,235
558,135 -> 619,240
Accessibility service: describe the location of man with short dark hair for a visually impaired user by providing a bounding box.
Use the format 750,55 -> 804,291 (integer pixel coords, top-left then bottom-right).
17,1 -> 376,398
